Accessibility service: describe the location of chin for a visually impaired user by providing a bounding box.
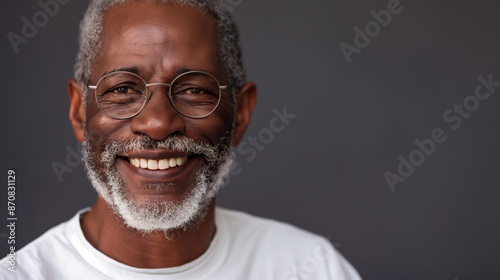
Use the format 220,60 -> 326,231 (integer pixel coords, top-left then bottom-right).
81,133 -> 234,233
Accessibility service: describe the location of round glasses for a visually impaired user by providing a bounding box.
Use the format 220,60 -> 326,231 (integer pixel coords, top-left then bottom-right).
88,71 -> 227,119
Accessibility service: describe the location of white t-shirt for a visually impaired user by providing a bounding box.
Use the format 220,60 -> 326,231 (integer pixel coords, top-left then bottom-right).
0,207 -> 361,280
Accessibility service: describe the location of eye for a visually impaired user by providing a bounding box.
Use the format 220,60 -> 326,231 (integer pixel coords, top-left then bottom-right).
187,88 -> 202,94
113,86 -> 132,94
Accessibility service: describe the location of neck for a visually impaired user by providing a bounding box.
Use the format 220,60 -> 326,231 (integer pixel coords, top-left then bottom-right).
81,196 -> 216,268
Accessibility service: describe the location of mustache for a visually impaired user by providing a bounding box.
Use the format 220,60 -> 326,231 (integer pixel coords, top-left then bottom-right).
98,134 -> 220,164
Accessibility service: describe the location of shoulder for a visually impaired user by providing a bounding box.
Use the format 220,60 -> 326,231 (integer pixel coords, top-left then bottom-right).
217,207 -> 325,246
215,207 -> 362,280
0,209 -> 89,280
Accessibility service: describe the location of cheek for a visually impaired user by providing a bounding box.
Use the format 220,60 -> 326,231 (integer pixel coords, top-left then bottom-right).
84,98 -> 129,146
84,92 -> 235,147
190,104 -> 234,146
216,95 -> 236,129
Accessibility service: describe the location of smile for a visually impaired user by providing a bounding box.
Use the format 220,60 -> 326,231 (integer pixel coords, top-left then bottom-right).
128,156 -> 188,171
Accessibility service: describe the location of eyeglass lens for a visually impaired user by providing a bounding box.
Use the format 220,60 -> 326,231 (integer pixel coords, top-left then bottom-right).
95,72 -> 221,118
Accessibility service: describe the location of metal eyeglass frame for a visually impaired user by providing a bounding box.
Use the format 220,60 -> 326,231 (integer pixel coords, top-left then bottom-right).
88,70 -> 227,119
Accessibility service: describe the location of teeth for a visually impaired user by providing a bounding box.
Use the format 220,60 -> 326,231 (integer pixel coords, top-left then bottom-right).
129,156 -> 188,171
148,160 -> 158,170
159,159 -> 170,170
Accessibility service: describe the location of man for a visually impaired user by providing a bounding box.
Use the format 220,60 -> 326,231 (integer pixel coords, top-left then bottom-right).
1,0 -> 361,279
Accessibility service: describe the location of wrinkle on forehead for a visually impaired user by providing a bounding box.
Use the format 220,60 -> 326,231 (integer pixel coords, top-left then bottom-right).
100,2 -> 217,49
104,23 -> 174,59
95,1 -> 220,79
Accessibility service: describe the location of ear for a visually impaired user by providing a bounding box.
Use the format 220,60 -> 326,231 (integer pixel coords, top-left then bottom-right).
232,82 -> 257,146
68,78 -> 86,143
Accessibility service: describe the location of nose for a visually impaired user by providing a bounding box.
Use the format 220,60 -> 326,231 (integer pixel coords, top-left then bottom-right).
129,85 -> 185,140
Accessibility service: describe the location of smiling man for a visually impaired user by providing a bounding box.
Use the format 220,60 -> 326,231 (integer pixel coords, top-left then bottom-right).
1,0 -> 361,279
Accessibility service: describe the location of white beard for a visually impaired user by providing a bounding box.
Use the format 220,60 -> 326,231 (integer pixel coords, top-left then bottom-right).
82,134 -> 233,234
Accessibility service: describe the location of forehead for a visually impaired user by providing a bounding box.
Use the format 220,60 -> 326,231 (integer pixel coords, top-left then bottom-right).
93,1 -> 220,79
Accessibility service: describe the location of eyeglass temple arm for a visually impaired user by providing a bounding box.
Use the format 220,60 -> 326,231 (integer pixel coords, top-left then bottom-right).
146,83 -> 227,90
146,82 -> 225,94
88,84 -> 227,90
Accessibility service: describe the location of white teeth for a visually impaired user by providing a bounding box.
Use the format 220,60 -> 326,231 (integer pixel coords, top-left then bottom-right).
129,156 -> 188,171
159,159 -> 170,170
148,160 -> 158,170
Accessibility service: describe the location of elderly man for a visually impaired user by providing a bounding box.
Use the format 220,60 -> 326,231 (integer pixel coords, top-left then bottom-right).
1,0 -> 361,279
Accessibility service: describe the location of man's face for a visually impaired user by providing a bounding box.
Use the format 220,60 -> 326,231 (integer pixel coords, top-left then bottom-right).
81,2 -> 236,232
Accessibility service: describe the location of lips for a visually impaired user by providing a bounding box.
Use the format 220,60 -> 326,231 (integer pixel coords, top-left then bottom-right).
129,156 -> 187,170
115,149 -> 203,184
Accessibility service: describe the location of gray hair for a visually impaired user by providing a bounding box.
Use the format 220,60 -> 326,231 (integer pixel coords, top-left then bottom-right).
74,0 -> 246,103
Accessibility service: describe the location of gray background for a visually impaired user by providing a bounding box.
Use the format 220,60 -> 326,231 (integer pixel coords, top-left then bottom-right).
1,0 -> 500,279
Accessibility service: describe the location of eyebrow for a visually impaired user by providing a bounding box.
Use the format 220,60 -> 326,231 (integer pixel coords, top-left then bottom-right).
175,67 -> 217,77
176,67 -> 192,75
101,66 -> 217,80
102,66 -> 141,77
